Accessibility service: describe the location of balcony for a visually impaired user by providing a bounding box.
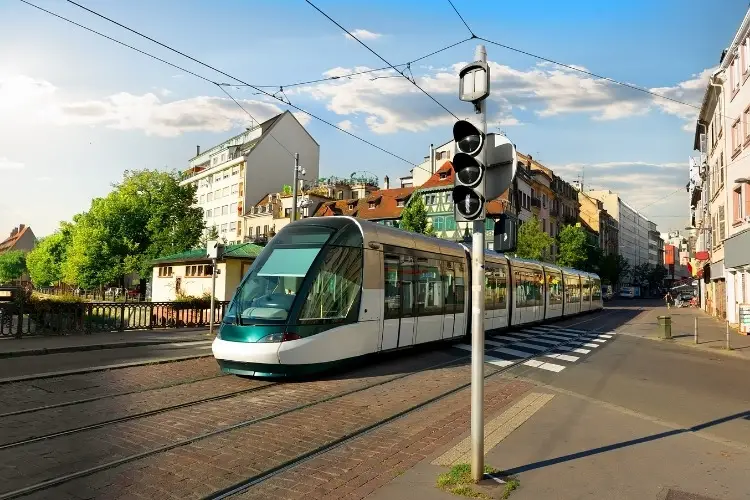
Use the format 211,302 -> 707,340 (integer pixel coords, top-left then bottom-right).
531,197 -> 541,208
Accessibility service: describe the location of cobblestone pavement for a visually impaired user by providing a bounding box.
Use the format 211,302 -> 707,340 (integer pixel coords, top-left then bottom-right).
0,356 -> 223,414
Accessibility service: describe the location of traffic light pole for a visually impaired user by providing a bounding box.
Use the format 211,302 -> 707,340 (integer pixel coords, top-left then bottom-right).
292,153 -> 300,222
470,44 -> 488,483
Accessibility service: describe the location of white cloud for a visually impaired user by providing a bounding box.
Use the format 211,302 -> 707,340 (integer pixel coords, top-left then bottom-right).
337,119 -> 354,131
35,176 -> 53,182
0,157 -> 24,170
291,60 -> 712,135
345,29 -> 382,41
0,74 -> 305,137
650,67 -> 715,129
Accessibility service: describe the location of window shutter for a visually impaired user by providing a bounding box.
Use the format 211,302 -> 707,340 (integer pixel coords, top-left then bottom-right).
745,185 -> 750,219
734,190 -> 741,222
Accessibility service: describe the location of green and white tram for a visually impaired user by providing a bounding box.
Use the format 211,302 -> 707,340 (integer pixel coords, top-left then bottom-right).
212,216 -> 603,377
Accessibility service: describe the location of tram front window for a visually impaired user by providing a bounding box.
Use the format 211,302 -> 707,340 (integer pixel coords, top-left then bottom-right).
226,225 -> 335,324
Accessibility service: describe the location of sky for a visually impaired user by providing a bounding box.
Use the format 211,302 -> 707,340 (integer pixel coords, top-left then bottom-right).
1,0 -> 748,238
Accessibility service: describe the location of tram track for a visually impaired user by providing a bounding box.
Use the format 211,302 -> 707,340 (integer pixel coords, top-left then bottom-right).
0,310 -> 615,500
206,311 -> 627,500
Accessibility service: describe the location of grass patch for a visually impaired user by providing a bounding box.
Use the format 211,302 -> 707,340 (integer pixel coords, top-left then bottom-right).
437,463 -> 515,499
501,478 -> 520,499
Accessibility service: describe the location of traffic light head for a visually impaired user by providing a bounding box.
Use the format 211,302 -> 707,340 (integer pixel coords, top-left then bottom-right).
452,120 -> 487,222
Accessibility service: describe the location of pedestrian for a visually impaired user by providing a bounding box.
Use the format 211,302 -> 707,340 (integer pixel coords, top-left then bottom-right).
664,291 -> 673,309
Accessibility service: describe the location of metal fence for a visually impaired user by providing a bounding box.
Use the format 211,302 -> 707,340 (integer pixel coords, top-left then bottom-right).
0,300 -> 230,338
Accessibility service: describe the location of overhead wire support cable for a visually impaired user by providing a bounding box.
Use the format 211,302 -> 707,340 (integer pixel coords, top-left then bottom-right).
305,0 -> 460,121
50,0 -> 418,167
447,0 -> 476,38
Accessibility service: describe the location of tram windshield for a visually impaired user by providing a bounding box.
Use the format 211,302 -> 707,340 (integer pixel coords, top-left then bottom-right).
225,226 -> 334,324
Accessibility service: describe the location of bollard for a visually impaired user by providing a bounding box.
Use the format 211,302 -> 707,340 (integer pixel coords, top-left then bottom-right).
658,316 -> 672,339
726,321 -> 731,351
694,317 -> 698,344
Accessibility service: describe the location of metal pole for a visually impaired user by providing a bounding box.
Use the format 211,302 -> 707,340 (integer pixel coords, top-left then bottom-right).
471,43 -> 488,484
694,316 -> 698,344
209,257 -> 217,335
292,153 -> 300,222
726,320 -> 731,350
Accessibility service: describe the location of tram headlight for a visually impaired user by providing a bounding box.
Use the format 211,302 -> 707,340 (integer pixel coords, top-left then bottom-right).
257,332 -> 302,343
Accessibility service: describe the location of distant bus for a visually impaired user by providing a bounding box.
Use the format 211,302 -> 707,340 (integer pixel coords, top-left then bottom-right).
619,286 -> 635,298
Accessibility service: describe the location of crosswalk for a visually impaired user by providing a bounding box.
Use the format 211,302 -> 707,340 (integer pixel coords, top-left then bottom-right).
453,325 -> 617,374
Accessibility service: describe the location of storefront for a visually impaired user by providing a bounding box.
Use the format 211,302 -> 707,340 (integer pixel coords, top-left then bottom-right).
724,229 -> 750,331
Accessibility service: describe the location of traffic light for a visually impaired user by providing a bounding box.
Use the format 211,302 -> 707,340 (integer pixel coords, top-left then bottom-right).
452,120 -> 487,222
452,122 -> 518,223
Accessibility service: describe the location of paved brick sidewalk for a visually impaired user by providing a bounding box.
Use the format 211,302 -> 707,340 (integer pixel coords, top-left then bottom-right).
0,329 -> 213,358
613,305 -> 750,360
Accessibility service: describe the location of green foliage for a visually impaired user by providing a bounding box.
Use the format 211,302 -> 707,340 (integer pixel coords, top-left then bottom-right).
585,244 -> 604,273
0,250 -> 27,283
631,263 -> 668,290
25,227 -> 72,287
400,194 -> 433,235
61,169 -> 204,288
436,463 -> 504,499
516,216 -> 554,261
207,225 -> 220,240
556,225 -> 588,269
598,253 -> 630,288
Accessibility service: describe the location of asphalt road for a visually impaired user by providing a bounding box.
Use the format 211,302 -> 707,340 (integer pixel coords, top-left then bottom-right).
0,340 -> 213,380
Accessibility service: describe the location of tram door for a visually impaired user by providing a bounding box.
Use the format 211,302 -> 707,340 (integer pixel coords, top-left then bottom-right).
381,254 -> 416,350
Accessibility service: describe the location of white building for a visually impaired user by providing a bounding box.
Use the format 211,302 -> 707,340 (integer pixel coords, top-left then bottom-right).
588,190 -> 654,270
180,111 -> 319,245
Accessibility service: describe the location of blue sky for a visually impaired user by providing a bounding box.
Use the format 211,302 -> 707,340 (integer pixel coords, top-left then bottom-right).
1,0 -> 748,237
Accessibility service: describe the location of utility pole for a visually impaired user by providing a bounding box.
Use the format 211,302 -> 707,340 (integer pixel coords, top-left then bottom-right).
292,153 -> 300,222
470,44 -> 488,484
209,257 -> 217,335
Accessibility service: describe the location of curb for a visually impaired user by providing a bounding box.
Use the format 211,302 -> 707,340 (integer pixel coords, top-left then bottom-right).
618,331 -> 750,360
0,353 -> 214,384
0,334 -> 215,359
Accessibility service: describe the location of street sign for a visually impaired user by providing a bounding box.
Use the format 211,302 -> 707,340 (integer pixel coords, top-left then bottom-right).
207,240 -> 224,260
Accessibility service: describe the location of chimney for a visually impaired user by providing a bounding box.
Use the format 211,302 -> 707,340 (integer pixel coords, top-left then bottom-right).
10,228 -> 17,237
383,175 -> 390,190
18,224 -> 25,232
196,145 -> 201,156
430,144 -> 435,174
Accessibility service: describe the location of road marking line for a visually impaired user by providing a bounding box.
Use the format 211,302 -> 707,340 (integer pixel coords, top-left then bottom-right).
523,359 -> 566,372
581,342 -> 599,348
509,341 -> 547,352
591,338 -> 607,343
598,334 -> 613,339
557,346 -> 591,354
491,347 -> 532,358
432,392 -> 555,466
484,355 -> 514,367
545,353 -> 579,362
510,337 -> 560,346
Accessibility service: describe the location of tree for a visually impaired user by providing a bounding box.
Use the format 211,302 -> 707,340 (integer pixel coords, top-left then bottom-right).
0,250 -> 26,284
631,263 -> 652,287
400,194 -> 434,235
63,169 -> 204,289
646,264 -> 668,291
598,253 -> 630,288
556,225 -> 588,269
584,244 -> 603,274
516,216 -> 554,261
25,226 -> 72,287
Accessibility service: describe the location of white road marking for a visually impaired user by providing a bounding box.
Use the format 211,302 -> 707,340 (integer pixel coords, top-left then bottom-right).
484,355 -> 514,367
545,353 -> 579,362
509,341 -> 547,352
523,359 -> 566,372
492,346 -> 533,358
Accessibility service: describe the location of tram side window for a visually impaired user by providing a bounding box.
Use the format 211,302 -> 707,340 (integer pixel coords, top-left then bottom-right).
548,272 -> 563,305
419,258 -> 443,316
384,257 -> 400,320
299,246 -> 363,322
592,279 -> 602,300
400,257 -> 415,318
495,265 -> 507,310
515,272 -> 532,308
455,263 -> 466,313
484,266 -> 496,310
570,278 -> 581,302
582,278 -> 591,301
533,270 -> 543,306
443,263 -> 457,315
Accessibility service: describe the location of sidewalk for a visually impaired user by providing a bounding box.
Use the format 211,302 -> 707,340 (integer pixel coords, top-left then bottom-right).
0,329 -> 214,358
616,305 -> 750,360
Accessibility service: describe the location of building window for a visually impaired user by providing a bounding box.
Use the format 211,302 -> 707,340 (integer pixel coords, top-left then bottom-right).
230,202 -> 237,214
397,200 -> 405,207
229,221 -> 236,231
214,189 -> 221,199
222,205 -> 228,215
221,223 -> 228,233
732,119 -> 741,152
206,209 -> 212,218
158,266 -> 173,277
369,202 -> 377,209
284,208 -> 292,218
719,205 -> 726,240
214,174 -> 221,182
263,225 -> 269,235
231,184 -> 238,195
223,169 -> 229,179
231,167 -> 239,176
433,216 -> 444,231
212,157 -> 217,166
206,192 -> 213,202
734,186 -> 745,222
337,191 -> 344,200
439,172 -> 448,180
199,194 -> 205,204
222,187 -> 229,197
186,264 -> 213,277
445,215 -> 456,231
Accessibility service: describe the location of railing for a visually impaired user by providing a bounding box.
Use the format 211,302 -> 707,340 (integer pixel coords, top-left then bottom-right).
0,300 -> 230,338
36,287 -> 144,302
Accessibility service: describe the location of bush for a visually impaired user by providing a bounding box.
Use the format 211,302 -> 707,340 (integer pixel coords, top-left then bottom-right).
172,291 -> 217,310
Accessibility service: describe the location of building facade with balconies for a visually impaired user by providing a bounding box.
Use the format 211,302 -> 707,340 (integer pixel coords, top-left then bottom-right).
180,111 -> 319,245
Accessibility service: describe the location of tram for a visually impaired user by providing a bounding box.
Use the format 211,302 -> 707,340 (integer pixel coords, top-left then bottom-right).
212,216 -> 603,377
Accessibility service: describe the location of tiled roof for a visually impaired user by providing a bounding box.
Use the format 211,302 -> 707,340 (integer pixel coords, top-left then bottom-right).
0,225 -> 30,253
313,186 -> 416,220
421,161 -> 454,189
153,243 -> 264,264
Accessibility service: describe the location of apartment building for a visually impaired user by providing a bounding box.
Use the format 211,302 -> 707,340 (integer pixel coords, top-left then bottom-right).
180,111 -> 319,245
588,190 -> 654,270
577,191 -> 619,257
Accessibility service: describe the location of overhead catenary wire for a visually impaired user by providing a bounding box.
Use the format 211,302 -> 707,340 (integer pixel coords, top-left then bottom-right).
304,0 -> 460,121
447,0 -> 476,38
29,0 -> 422,168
